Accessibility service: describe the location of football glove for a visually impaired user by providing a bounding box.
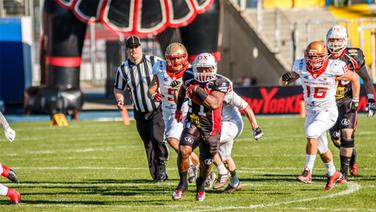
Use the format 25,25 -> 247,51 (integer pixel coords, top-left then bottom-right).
366,98 -> 375,117
186,84 -> 199,98
282,72 -> 294,82
349,98 -> 359,113
175,110 -> 183,123
253,127 -> 263,141
4,127 -> 15,142
150,92 -> 162,102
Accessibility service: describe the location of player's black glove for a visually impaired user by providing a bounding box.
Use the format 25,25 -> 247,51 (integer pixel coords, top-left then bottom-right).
282,72 -> 293,82
366,98 -> 375,117
349,98 -> 359,113
253,127 -> 263,140
170,80 -> 181,88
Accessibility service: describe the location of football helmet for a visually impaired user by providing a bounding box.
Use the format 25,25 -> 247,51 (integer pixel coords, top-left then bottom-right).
326,25 -> 348,57
304,41 -> 328,71
165,42 -> 189,75
192,53 -> 217,82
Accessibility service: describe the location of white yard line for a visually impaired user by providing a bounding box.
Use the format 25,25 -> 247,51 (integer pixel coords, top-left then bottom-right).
183,182 -> 361,212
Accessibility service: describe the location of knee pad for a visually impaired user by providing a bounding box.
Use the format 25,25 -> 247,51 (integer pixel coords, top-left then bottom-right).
206,135 -> 220,158
340,137 -> 355,148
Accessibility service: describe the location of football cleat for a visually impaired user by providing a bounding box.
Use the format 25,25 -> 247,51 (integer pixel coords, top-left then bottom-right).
7,169 -> 18,183
337,174 -> 347,184
350,163 -> 358,177
204,172 -> 216,188
297,169 -> 312,184
196,191 -> 206,201
7,188 -> 20,204
188,165 -> 198,183
172,183 -> 187,201
224,182 -> 242,193
213,173 -> 230,190
172,189 -> 184,200
325,171 -> 341,191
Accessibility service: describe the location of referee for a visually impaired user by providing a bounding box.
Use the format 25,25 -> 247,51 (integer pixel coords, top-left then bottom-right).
114,36 -> 168,182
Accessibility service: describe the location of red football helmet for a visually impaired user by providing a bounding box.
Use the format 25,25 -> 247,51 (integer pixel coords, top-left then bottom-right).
165,42 -> 189,75
304,41 -> 328,72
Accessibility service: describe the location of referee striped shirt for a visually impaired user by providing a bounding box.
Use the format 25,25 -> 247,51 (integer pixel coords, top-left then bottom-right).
114,55 -> 163,113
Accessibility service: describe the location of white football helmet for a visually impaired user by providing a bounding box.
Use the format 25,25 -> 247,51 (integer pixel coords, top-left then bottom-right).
192,53 -> 217,83
326,25 -> 348,57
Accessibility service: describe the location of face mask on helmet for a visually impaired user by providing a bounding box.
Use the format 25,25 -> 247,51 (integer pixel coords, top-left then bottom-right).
192,53 -> 217,83
326,25 -> 348,56
165,42 -> 188,74
304,41 -> 328,71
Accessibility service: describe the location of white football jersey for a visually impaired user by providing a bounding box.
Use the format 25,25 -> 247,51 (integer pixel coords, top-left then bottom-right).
152,60 -> 188,139
152,60 -> 183,106
292,58 -> 348,111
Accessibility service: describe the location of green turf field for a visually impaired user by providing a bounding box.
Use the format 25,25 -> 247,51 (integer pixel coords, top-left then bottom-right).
0,115 -> 375,211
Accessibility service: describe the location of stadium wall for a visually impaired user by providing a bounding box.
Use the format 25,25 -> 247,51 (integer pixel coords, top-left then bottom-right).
234,85 -> 376,114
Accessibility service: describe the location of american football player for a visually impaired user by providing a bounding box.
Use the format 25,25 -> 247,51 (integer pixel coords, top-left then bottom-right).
172,53 -> 231,201
0,112 -> 20,204
326,25 -> 375,182
148,42 -> 199,183
206,75 -> 263,193
279,41 -> 360,191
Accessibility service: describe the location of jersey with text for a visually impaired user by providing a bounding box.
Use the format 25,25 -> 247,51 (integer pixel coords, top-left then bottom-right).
183,69 -> 231,134
329,47 -> 365,100
292,58 -> 348,111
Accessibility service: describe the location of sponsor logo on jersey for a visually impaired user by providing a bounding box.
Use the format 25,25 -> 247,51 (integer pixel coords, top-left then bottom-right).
348,49 -> 358,55
184,136 -> 193,144
341,118 -> 351,126
204,159 -> 213,165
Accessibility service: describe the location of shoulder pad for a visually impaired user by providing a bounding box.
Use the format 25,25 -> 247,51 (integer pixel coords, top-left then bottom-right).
213,76 -> 231,93
346,47 -> 365,71
183,68 -> 195,87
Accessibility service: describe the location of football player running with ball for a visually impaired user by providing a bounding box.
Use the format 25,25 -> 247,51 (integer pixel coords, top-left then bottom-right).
172,53 -> 231,201
0,112 -> 20,204
326,25 -> 375,182
148,42 -> 200,183
279,41 -> 360,191
206,76 -> 263,192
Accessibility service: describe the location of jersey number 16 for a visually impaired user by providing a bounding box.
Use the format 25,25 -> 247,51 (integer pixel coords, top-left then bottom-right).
306,86 -> 328,99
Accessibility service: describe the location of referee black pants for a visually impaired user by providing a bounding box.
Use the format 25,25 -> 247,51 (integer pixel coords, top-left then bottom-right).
134,106 -> 168,180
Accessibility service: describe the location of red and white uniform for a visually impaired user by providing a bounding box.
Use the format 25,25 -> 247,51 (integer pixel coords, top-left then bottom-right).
292,58 -> 348,153
152,60 -> 188,140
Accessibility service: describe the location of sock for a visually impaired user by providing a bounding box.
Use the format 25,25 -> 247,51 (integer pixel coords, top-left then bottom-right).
196,176 -> 206,192
305,154 -> 316,172
229,170 -> 239,187
217,163 -> 228,175
178,172 -> 188,190
350,149 -> 357,166
0,184 -> 8,196
324,161 -> 336,176
1,164 -> 10,177
340,155 -> 351,177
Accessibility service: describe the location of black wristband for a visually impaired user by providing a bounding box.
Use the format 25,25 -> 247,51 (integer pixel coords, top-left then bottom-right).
195,87 -> 208,101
